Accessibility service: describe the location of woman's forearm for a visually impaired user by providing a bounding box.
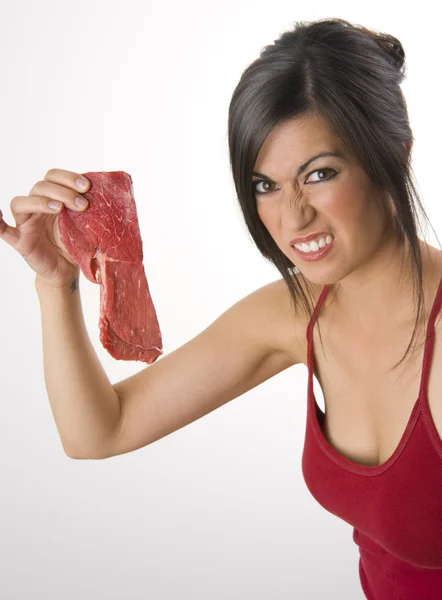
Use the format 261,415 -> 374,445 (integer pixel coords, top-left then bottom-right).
35,274 -> 121,459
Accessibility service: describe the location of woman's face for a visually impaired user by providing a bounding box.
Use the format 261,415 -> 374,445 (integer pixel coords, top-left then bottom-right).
252,112 -> 396,285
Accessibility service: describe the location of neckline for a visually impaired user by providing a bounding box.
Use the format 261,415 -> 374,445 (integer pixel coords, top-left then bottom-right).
306,274 -> 442,476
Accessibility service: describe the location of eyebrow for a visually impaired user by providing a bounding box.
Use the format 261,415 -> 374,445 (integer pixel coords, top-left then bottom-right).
252,152 -> 345,180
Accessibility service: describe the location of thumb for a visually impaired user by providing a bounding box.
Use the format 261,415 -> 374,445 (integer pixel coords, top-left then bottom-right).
0,209 -> 20,249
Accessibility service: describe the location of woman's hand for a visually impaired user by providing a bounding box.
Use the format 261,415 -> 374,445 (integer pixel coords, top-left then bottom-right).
0,168 -> 90,288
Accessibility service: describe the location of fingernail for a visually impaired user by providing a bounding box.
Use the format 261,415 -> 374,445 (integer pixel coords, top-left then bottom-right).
75,197 -> 88,208
76,178 -> 89,190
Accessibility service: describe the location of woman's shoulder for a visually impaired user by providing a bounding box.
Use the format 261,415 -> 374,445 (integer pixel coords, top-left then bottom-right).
262,275 -> 325,366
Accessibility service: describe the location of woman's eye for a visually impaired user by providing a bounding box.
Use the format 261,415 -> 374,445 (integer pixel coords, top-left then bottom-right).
253,180 -> 279,196
253,168 -> 337,196
305,168 -> 336,184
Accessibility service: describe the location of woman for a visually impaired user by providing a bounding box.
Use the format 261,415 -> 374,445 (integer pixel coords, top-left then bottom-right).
1,17 -> 441,599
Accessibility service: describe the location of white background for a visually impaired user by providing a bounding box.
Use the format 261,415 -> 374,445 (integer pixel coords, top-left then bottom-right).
1,1 -> 440,598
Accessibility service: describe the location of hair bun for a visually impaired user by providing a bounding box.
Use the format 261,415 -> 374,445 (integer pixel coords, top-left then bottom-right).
393,43 -> 404,55
377,36 -> 405,70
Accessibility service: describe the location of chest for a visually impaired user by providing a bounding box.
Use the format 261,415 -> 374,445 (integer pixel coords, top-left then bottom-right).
305,311 -> 442,467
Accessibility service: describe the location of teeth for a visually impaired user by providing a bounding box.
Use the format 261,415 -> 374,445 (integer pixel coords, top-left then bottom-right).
294,235 -> 333,253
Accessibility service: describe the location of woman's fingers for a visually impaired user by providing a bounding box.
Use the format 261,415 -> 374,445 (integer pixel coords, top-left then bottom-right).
42,168 -> 90,195
28,180 -> 89,212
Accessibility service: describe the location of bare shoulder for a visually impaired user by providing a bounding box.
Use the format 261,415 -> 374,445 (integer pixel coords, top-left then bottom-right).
258,275 -> 323,366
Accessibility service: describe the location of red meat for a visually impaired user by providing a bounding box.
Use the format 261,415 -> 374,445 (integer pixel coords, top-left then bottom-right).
58,171 -> 163,363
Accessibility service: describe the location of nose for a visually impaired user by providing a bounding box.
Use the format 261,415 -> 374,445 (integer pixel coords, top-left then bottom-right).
280,187 -> 315,231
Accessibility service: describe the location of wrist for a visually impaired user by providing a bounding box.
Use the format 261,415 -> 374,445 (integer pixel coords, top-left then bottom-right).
35,271 -> 80,295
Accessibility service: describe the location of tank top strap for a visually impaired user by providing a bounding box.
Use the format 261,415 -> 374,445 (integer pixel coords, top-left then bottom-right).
306,284 -> 330,406
419,275 -> 442,398
306,284 -> 331,347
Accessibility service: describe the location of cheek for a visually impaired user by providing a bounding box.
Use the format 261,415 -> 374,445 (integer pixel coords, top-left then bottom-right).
256,203 -> 276,230
329,195 -> 387,255
329,196 -> 358,223
326,181 -> 377,228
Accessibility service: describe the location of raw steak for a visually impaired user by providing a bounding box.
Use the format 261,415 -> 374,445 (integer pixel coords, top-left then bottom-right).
58,171 -> 163,364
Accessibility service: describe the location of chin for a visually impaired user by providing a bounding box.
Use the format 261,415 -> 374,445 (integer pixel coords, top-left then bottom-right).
294,270 -> 336,287
294,260 -> 346,287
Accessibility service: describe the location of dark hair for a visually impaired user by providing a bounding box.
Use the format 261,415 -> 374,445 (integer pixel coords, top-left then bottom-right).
227,17 -> 440,372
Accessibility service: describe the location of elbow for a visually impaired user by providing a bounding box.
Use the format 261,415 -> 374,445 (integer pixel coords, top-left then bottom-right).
63,435 -> 115,460
66,452 -> 110,460
64,446 -> 112,460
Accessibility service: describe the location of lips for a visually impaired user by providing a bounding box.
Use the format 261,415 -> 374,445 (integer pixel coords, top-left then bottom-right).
292,235 -> 335,261
289,231 -> 332,246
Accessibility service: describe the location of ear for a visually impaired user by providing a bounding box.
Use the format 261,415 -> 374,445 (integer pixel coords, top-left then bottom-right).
404,140 -> 413,154
388,194 -> 398,219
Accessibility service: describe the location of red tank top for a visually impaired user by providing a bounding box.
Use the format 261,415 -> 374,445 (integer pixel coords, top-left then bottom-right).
302,277 -> 442,599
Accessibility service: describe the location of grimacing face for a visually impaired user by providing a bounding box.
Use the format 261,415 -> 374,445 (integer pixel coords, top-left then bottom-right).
252,112 -> 398,286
